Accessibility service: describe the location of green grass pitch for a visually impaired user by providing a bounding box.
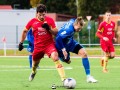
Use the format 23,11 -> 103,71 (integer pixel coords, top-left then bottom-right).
0,57 -> 120,90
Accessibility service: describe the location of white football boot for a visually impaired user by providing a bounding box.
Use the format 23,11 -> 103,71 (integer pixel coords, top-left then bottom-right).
87,76 -> 98,83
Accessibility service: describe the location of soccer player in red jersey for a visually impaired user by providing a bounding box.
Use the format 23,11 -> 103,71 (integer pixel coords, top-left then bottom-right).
18,4 -> 66,82
96,11 -> 117,73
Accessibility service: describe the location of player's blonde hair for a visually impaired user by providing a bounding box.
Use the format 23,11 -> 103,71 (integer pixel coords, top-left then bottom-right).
74,17 -> 85,26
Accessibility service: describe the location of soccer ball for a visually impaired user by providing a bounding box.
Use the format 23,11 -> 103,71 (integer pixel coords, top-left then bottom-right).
63,78 -> 76,89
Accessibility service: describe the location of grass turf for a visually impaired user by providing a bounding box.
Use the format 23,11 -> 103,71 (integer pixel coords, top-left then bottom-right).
0,57 -> 120,90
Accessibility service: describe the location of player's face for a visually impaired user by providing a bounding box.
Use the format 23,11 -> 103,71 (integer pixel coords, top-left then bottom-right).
105,12 -> 111,21
74,23 -> 83,32
36,12 -> 46,21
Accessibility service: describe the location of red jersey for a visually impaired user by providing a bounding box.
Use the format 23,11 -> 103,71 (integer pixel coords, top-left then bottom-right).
97,21 -> 115,41
25,16 -> 56,48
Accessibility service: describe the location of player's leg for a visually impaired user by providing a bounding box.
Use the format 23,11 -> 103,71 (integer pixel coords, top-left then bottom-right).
109,52 -> 115,59
72,44 -> 97,83
101,43 -> 115,73
109,44 -> 115,59
51,52 -> 66,81
78,48 -> 97,83
46,44 -> 66,81
102,54 -> 109,73
102,52 -> 115,73
29,50 -> 44,81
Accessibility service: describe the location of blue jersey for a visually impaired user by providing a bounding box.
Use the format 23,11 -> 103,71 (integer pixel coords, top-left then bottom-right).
55,19 -> 79,51
27,28 -> 34,52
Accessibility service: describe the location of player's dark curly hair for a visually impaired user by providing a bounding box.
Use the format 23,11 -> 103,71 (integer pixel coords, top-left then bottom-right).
36,4 -> 47,13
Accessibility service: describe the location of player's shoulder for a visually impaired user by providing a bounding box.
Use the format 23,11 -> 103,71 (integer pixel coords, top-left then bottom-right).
45,16 -> 54,21
99,21 -> 106,26
111,21 -> 115,24
28,18 -> 37,23
69,18 -> 76,23
101,21 -> 106,24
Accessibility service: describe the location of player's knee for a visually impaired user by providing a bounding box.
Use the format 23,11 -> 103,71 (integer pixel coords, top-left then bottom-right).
78,49 -> 87,58
57,64 -> 63,68
81,52 -> 87,58
51,52 -> 59,61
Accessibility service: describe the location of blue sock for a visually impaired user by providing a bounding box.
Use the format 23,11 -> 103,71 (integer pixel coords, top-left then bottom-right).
29,55 -> 32,68
82,58 -> 90,76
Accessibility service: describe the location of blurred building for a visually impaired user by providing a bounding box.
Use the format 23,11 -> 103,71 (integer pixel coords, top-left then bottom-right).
0,5 -> 12,10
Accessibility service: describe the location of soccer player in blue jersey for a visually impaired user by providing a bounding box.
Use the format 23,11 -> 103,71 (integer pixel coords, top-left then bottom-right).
26,28 -> 34,68
55,17 -> 98,83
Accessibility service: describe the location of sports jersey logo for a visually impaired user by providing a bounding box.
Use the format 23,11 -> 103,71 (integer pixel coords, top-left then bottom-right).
38,27 -> 47,35
38,27 -> 45,31
61,31 -> 66,35
108,28 -> 112,31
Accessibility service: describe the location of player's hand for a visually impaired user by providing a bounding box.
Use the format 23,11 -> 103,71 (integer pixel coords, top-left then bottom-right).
113,37 -> 117,42
18,42 -> 24,51
42,23 -> 50,31
62,48 -> 67,59
103,37 -> 109,41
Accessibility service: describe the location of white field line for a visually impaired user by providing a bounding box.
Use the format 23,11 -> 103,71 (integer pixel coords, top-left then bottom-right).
0,65 -> 120,72
0,65 -> 72,72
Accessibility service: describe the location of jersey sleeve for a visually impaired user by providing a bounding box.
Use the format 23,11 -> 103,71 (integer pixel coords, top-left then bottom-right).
98,22 -> 104,32
96,22 -> 104,39
25,19 -> 34,30
49,18 -> 56,29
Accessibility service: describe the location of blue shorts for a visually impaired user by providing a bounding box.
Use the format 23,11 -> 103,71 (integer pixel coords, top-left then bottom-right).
27,42 -> 34,53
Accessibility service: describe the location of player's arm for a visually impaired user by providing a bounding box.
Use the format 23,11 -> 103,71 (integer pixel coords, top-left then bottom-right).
20,28 -> 28,43
50,27 -> 58,36
56,35 -> 65,50
56,31 -> 70,59
96,22 -> 104,39
56,35 -> 67,59
96,30 -> 109,41
18,28 -> 29,51
96,30 -> 104,39
96,22 -> 109,41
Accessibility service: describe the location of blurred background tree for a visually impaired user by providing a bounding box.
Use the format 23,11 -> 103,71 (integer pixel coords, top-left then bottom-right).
0,0 -> 120,19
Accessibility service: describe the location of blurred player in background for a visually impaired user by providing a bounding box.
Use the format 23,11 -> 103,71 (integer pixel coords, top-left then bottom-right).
96,11 -> 117,73
55,17 -> 98,83
18,4 -> 66,82
26,28 -> 33,68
